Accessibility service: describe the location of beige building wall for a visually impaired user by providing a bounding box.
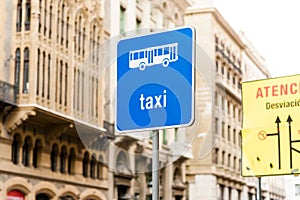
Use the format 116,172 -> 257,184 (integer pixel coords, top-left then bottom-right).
0,0 -> 194,200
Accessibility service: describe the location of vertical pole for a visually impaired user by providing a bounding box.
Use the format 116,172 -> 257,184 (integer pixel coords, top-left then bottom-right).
257,177 -> 261,200
152,130 -> 159,200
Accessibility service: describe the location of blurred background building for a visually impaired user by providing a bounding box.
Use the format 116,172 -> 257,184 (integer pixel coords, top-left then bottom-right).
0,0 -> 287,200
184,2 -> 286,200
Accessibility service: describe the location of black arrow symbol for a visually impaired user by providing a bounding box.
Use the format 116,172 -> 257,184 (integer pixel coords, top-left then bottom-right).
266,117 -> 281,169
276,116 -> 281,169
287,115 -> 293,168
276,116 -> 281,131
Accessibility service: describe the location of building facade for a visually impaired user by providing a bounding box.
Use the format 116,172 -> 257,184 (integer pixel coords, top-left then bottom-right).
0,0 -> 194,200
184,3 -> 286,200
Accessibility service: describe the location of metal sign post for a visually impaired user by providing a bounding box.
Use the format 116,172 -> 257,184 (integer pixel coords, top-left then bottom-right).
257,177 -> 261,200
152,130 -> 159,200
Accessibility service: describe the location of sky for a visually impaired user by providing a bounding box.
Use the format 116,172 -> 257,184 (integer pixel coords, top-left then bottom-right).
200,0 -> 300,77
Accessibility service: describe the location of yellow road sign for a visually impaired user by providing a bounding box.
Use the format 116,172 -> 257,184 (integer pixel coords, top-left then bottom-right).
242,74 -> 300,177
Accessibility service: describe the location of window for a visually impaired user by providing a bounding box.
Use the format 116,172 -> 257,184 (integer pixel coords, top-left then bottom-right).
42,51 -> 45,97
120,6 -> 126,33
16,0 -> 22,32
214,148 -> 219,164
233,156 -> 237,170
227,101 -> 230,115
295,184 -> 300,196
68,148 -> 75,174
36,193 -> 50,200
228,154 -> 231,167
215,118 -> 219,135
83,151 -> 89,177
136,18 -> 141,30
22,136 -> 32,166
164,47 -> 169,55
23,47 -> 29,94
59,61 -> 63,104
139,51 -> 144,59
36,49 -> 40,95
33,139 -> 42,168
12,134 -> 21,164
60,146 -> 67,173
15,48 -> 21,92
97,155 -> 103,179
158,48 -> 162,56
227,125 -> 231,142
175,128 -> 178,142
43,0 -> 47,35
64,64 -> 68,106
38,0 -> 41,32
215,91 -> 218,106
163,129 -> 167,145
82,28 -> 86,57
221,122 -> 225,137
90,155 -> 96,179
60,4 -> 64,45
237,190 -> 241,200
65,17 -> 69,47
233,129 -> 236,144
221,65 -> 224,75
51,144 -> 58,171
228,187 -> 232,200
25,0 -> 31,30
47,54 -> 51,100
219,185 -> 224,200
59,195 -> 75,200
222,151 -> 225,165
49,5 -> 53,38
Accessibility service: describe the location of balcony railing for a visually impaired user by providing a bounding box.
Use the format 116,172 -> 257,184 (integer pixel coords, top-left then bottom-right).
0,80 -> 16,104
215,46 -> 242,74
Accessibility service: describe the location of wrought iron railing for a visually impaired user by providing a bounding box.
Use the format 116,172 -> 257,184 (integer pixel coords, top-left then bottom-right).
215,46 -> 242,74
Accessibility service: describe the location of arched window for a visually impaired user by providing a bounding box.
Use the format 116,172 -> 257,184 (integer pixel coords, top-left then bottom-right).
42,51 -> 46,97
25,0 -> 31,30
12,134 -> 21,164
33,139 -> 42,168
43,0 -> 47,35
7,190 -> 25,200
90,154 -> 96,179
36,49 -> 40,95
64,64 -> 68,106
60,145 -> 67,173
23,47 -> 29,94
59,194 -> 75,200
49,5 -> 53,38
15,48 -> 21,93
74,12 -> 86,56
16,0 -> 22,32
97,155 -> 103,179
173,168 -> 181,183
22,136 -> 32,166
47,54 -> 51,100
68,148 -> 76,174
38,0 -> 41,33
36,193 -> 50,200
50,144 -> 58,171
82,151 -> 89,177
